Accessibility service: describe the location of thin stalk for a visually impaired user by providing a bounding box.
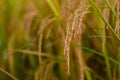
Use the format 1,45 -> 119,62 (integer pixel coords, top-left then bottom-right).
74,34 -> 84,80
0,67 -> 18,80
115,0 -> 120,79
102,8 -> 112,80
8,34 -> 15,75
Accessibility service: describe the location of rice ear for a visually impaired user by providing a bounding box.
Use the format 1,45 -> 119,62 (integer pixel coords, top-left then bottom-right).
64,0 -> 89,76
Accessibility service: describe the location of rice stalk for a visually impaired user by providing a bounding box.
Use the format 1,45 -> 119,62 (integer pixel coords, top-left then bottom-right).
115,0 -> 120,79
43,61 -> 55,80
113,64 -> 117,80
64,0 -> 89,75
37,17 -> 57,80
24,0 -> 38,35
0,67 -> 18,80
34,68 -> 40,80
102,7 -> 112,80
115,0 -> 120,37
74,33 -> 84,80
38,17 -> 55,64
7,34 -> 15,75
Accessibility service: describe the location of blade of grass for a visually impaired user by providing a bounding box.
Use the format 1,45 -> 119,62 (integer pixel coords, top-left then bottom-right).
105,0 -> 116,16
72,43 -> 120,66
84,67 -> 92,80
46,0 -> 61,20
88,0 -> 120,41
82,46 -> 120,65
0,67 -> 18,80
15,49 -> 65,62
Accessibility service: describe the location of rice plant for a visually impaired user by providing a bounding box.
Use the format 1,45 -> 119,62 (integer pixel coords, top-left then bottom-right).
0,0 -> 120,80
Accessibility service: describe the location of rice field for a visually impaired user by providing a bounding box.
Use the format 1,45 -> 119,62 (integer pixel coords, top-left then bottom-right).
0,0 -> 120,80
